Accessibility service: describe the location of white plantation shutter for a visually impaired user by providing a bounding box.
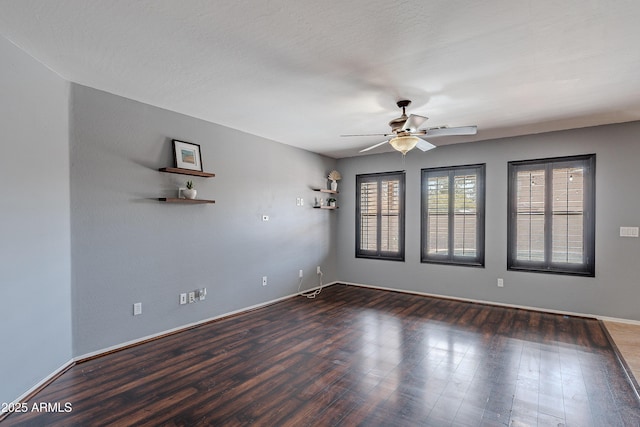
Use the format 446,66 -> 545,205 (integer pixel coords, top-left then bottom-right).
508,155 -> 595,276
427,174 -> 449,256
454,173 -> 478,257
356,172 -> 405,261
552,166 -> 585,264
359,181 -> 378,252
422,165 -> 485,266
515,169 -> 546,262
380,180 -> 401,252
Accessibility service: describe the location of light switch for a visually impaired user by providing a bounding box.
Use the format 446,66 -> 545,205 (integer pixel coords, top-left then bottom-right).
620,226 -> 639,237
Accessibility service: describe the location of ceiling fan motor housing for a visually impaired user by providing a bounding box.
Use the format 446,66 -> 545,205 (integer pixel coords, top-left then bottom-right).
389,100 -> 412,132
389,116 -> 408,132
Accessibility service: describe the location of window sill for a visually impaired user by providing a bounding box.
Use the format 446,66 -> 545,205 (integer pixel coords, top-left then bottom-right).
421,259 -> 484,268
507,265 -> 595,277
356,254 -> 405,262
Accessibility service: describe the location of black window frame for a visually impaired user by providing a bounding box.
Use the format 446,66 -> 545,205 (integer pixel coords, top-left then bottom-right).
355,171 -> 406,262
507,154 -> 596,277
421,164 -> 486,267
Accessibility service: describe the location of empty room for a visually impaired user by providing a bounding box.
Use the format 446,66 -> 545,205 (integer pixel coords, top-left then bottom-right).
1,1 -> 639,425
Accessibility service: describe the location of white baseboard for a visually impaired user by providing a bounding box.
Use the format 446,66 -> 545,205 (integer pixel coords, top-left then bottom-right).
339,281 -> 640,325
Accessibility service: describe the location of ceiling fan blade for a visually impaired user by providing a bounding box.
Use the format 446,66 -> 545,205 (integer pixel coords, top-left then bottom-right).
341,133 -> 392,137
359,140 -> 389,153
415,139 -> 436,152
425,125 -> 477,137
402,114 -> 428,132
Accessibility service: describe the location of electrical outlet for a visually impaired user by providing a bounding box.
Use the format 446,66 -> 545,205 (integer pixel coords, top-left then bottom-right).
299,269 -> 303,278
179,293 -> 187,305
199,288 -> 206,301
188,292 -> 196,303
262,276 -> 267,286
133,302 -> 142,315
317,266 -> 321,275
497,278 -> 504,288
300,198 -> 304,206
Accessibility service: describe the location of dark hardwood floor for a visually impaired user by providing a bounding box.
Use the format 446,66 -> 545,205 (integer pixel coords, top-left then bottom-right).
4,284 -> 640,426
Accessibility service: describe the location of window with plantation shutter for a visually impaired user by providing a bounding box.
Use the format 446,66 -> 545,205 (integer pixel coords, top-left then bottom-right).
421,164 -> 485,266
356,171 -> 405,261
507,154 -> 595,276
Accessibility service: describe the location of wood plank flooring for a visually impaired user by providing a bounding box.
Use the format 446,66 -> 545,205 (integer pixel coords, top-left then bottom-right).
4,284 -> 640,426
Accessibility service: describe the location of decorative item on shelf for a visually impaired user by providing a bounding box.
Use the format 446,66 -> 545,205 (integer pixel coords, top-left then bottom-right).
328,170 -> 341,191
182,180 -> 197,199
172,139 -> 203,172
327,198 -> 337,207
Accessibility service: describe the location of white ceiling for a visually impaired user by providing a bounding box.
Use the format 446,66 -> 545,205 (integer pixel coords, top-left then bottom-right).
1,1 -> 639,158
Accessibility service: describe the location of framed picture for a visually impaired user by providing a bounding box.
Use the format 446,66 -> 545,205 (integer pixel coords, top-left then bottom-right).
172,139 -> 203,171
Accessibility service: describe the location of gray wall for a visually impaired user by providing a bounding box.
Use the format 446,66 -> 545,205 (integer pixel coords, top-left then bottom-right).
70,84 -> 338,356
336,122 -> 640,321
0,37 -> 72,403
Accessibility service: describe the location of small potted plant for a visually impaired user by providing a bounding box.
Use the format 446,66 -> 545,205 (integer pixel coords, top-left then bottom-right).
327,197 -> 337,207
183,180 -> 197,199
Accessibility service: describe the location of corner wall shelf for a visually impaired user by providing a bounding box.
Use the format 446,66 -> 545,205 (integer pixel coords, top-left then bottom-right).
158,198 -> 215,204
159,167 -> 215,178
312,188 -> 338,210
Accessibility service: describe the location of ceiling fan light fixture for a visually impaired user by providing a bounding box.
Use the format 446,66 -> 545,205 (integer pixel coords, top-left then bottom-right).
389,135 -> 420,155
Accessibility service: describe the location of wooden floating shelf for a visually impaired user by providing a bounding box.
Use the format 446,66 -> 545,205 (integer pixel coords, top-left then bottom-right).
159,167 -> 215,178
313,206 -> 338,210
158,198 -> 216,204
312,188 -> 339,194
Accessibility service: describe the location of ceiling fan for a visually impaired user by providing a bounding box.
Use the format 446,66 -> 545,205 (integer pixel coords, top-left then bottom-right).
342,100 -> 478,155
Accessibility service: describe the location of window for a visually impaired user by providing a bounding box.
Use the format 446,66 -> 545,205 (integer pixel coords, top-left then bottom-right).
421,164 -> 485,266
507,154 -> 595,276
356,171 -> 405,261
